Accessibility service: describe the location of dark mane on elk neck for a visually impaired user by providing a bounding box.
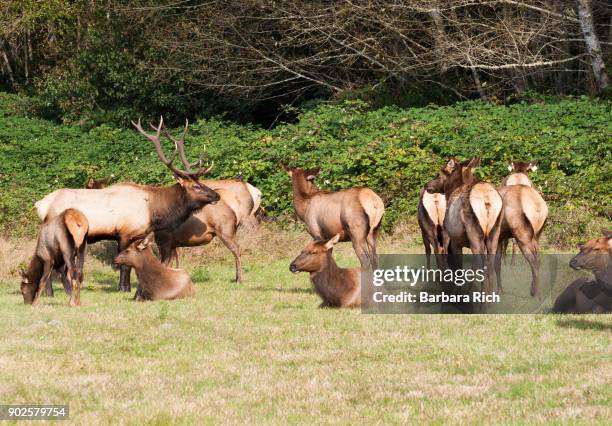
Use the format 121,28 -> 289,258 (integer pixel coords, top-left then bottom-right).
146,183 -> 201,231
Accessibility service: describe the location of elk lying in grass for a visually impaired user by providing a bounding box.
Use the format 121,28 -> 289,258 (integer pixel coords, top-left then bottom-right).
290,234 -> 361,308
426,158 -> 503,293
495,161 -> 548,297
552,230 -> 611,313
113,235 -> 195,301
35,117 -> 219,292
155,188 -> 243,282
283,166 -> 384,269
20,209 -> 88,306
418,179 -> 448,268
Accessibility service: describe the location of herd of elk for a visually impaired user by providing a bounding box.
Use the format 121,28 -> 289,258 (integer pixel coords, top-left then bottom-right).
35,117 -> 220,292
425,158 -> 503,293
283,165 -> 384,269
19,114 -> 604,314
552,230 -> 611,313
20,208 -> 88,306
290,234 -> 362,308
113,235 -> 196,301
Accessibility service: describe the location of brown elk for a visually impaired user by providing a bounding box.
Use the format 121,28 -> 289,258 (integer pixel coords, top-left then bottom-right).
35,117 -> 220,292
552,230 -> 611,313
418,180 -> 448,268
155,188 -> 244,282
495,161 -> 548,297
283,166 -> 384,269
20,209 -> 88,307
113,235 -> 195,301
425,158 -> 503,293
289,234 -> 361,308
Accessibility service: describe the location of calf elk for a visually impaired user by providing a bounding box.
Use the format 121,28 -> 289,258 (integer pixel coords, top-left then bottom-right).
20,208 -> 88,306
552,230 -> 611,314
418,179 -> 448,268
283,165 -> 384,269
426,158 -> 503,293
496,161 -> 548,297
113,235 -> 195,301
289,234 -> 361,308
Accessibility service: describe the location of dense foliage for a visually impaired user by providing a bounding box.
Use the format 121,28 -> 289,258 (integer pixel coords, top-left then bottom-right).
1,93 -> 610,247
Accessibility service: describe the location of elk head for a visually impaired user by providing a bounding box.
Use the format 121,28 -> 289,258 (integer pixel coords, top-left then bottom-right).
86,177 -> 109,189
289,234 -> 340,273
425,158 -> 459,193
282,164 -> 321,196
114,235 -> 154,268
569,229 -> 612,276
19,268 -> 35,304
132,117 -> 220,206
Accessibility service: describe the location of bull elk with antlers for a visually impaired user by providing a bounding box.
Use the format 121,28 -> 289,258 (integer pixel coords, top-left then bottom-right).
35,117 -> 219,292
283,166 -> 384,269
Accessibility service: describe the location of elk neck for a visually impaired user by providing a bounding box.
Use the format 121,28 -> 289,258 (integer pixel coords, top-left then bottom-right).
310,250 -> 341,280
291,177 -> 319,219
149,184 -> 198,231
131,248 -> 165,276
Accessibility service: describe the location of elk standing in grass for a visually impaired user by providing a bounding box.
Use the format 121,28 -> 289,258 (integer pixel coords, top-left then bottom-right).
426,158 -> 503,293
114,235 -> 195,301
552,230 -> 611,313
283,166 -> 384,269
35,117 -> 220,292
418,179 -> 448,268
495,161 -> 548,297
290,234 -> 361,308
155,188 -> 244,282
20,208 -> 88,306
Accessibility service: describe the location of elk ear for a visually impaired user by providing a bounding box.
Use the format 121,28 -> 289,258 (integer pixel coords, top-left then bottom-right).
507,161 -> 514,172
444,158 -> 457,172
19,268 -> 27,280
136,238 -> 150,251
176,176 -> 185,185
305,167 -> 321,180
324,234 -> 341,250
529,162 -> 538,172
602,229 -> 612,239
281,163 -> 293,176
466,158 -> 480,168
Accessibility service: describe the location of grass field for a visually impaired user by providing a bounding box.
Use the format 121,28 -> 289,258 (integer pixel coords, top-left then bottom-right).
0,227 -> 610,425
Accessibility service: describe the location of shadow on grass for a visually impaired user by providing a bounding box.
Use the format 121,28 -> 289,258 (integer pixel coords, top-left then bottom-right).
248,285 -> 314,294
556,318 -> 612,332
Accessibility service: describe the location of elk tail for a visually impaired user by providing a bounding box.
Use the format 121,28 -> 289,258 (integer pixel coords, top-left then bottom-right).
360,190 -> 385,238
245,183 -> 262,217
64,208 -> 89,249
468,183 -> 503,238
521,189 -> 548,237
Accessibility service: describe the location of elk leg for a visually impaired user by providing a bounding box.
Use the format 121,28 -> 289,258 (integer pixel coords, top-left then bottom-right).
510,239 -> 517,265
351,238 -> 371,270
424,242 -> 432,269
218,230 -> 242,283
33,262 -> 53,306
366,232 -> 379,270
45,273 -> 54,297
59,266 -> 72,296
516,239 -> 541,299
118,237 -> 132,292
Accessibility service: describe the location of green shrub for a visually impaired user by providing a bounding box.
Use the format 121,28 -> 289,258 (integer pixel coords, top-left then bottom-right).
0,95 -> 610,248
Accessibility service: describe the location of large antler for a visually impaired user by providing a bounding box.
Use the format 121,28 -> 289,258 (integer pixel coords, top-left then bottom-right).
131,116 -> 213,179
162,119 -> 214,177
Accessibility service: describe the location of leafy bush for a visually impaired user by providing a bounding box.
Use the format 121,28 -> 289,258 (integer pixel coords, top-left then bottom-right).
0,94 -> 610,248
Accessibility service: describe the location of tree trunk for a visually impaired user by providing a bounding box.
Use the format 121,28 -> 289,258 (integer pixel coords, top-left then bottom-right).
577,0 -> 609,92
